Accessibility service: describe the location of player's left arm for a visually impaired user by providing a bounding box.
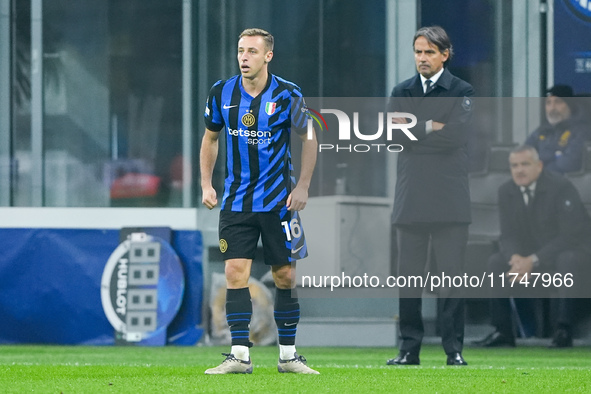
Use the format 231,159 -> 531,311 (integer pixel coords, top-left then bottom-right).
287,129 -> 317,211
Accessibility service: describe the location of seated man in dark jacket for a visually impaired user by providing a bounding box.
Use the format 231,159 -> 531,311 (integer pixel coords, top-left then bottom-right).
475,145 -> 591,348
525,85 -> 589,174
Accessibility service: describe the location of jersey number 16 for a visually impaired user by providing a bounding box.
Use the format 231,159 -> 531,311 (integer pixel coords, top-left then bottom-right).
281,219 -> 301,241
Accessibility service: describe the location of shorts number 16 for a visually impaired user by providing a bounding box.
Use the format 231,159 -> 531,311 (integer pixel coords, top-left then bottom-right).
281,219 -> 301,241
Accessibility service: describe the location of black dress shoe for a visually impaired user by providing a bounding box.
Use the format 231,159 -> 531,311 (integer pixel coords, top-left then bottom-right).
446,352 -> 468,366
386,352 -> 420,365
549,329 -> 573,348
473,331 -> 515,347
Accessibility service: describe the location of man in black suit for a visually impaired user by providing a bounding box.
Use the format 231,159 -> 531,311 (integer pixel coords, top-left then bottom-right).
386,26 -> 474,366
475,145 -> 591,348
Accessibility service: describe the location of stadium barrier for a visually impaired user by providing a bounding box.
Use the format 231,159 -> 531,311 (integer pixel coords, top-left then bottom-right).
0,208 -> 203,345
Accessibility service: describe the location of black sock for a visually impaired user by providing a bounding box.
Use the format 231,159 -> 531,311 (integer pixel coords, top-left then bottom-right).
226,287 -> 253,347
274,288 -> 300,346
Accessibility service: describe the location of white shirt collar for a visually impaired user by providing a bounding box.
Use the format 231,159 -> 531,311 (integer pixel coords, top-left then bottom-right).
420,68 -> 445,91
520,181 -> 537,194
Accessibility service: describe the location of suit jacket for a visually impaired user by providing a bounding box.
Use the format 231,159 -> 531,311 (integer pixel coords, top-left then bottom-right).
389,68 -> 475,224
498,170 -> 591,267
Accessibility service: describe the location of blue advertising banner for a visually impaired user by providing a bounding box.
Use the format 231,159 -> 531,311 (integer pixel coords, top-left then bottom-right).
555,0 -> 591,94
0,228 -> 203,345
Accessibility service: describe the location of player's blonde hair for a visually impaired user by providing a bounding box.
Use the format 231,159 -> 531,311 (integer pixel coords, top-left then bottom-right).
239,28 -> 274,52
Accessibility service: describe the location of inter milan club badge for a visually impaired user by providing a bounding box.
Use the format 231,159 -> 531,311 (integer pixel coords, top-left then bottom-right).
242,112 -> 256,127
219,238 -> 228,253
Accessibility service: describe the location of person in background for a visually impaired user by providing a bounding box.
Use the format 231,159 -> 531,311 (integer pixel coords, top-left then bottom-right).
386,26 -> 474,367
525,85 -> 588,174
474,145 -> 591,348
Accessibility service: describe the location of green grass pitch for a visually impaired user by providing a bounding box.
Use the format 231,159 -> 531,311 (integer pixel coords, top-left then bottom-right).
1,344 -> 590,393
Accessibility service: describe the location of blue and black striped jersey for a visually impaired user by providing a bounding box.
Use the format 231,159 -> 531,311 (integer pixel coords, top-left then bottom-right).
204,73 -> 309,212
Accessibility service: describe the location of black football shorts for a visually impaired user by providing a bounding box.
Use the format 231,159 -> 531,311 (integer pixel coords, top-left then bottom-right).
218,206 -> 308,265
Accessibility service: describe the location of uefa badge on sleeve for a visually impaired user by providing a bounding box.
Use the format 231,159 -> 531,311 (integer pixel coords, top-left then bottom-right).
462,96 -> 473,111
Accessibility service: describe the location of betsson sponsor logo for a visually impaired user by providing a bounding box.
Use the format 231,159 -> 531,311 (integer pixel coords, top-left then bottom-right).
227,128 -> 272,145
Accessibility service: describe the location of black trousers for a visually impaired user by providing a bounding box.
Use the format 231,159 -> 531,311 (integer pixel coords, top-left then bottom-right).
488,250 -> 590,337
396,223 -> 468,355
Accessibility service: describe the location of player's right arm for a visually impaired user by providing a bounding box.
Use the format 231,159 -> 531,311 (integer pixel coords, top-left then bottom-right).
200,128 -> 219,209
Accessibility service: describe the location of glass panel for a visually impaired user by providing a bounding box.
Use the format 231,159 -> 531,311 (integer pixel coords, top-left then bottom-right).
31,0 -> 184,207
12,0 -> 32,206
107,0 -> 183,207
41,1 -> 110,206
0,0 -> 10,207
419,0 -> 511,172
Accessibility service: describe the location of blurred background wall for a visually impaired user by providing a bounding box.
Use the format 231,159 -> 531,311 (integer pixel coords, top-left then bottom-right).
4,0 -> 589,209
